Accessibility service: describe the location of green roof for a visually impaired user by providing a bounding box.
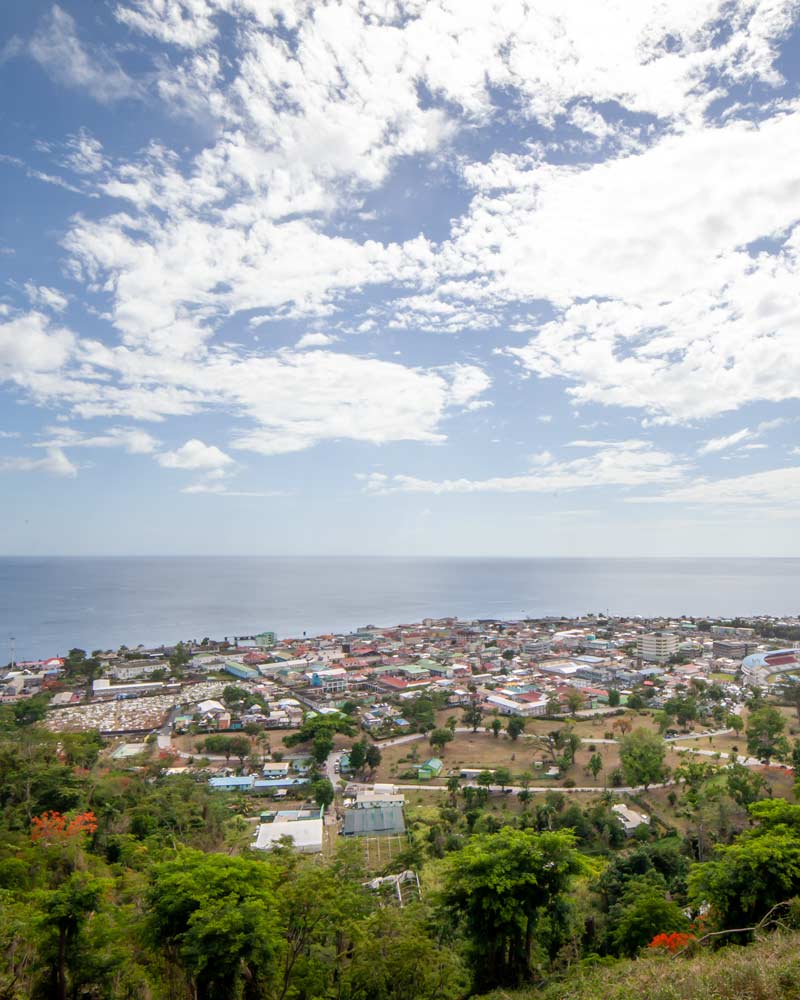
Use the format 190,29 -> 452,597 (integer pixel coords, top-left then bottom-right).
342,805 -> 406,836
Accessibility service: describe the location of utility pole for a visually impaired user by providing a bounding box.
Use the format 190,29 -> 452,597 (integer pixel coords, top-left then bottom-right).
9,636 -> 15,669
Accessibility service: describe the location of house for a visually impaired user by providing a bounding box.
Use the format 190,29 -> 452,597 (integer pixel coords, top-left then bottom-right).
612,803 -> 650,835
262,761 -> 291,779
417,758 -> 443,780
208,775 -> 256,792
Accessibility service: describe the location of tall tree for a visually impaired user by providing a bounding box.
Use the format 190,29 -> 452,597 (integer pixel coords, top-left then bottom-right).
619,729 -> 667,790
147,850 -> 281,1000
746,705 -> 789,762
440,827 -> 584,989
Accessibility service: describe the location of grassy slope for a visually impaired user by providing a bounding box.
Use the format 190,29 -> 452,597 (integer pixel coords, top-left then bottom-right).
479,931 -> 800,1000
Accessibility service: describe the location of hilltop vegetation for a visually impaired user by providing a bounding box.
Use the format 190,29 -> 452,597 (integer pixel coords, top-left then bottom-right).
2,696 -> 800,999
481,929 -> 800,1000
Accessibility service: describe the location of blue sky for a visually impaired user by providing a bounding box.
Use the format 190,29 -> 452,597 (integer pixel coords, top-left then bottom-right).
1,0 -> 800,557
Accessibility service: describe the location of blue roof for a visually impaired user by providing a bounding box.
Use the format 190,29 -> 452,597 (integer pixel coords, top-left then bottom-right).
209,776 -> 254,788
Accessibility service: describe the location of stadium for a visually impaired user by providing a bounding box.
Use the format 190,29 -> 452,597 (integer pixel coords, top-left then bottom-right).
742,648 -> 800,685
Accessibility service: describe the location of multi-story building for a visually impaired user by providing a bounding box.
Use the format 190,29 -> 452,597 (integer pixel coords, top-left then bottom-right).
637,631 -> 679,663
712,638 -> 761,660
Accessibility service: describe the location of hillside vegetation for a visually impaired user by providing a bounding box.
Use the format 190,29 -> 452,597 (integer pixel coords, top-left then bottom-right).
482,931 -> 800,1000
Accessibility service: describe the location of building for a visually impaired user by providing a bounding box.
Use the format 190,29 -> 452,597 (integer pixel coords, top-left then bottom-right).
711,625 -> 756,639
712,638 -> 760,660
223,662 -> 260,681
417,758 -> 443,780
342,804 -> 406,836
612,803 -> 650,835
637,631 -> 679,664
252,808 -> 323,853
306,667 -> 348,694
485,693 -> 547,717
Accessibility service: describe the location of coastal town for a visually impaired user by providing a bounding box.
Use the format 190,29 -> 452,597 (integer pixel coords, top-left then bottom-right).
4,613 -> 800,858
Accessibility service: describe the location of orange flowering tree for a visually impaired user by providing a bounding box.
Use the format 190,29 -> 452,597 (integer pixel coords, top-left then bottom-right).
648,931 -> 696,953
30,810 -> 98,847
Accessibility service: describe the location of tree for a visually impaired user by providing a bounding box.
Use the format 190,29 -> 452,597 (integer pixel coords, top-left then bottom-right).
607,689 -> 621,707
609,877 -> 690,957
446,774 -> 461,806
312,732 -> 334,765
147,850 -> 281,1000
284,712 -> 356,748
619,729 -> 667,790
726,761 -> 768,810
727,713 -> 744,735
490,718 -> 502,739
779,680 -> 800,724
364,743 -> 382,775
37,871 -> 105,1000
746,705 -> 789,762
688,799 -> 800,930
429,728 -> 453,755
446,716 -> 458,733
312,778 -> 334,809
565,690 -> 584,717
441,827 -> 584,989
348,740 -> 367,773
546,696 -> 561,716
653,710 -> 671,735
462,703 -> 483,732
507,717 -> 526,741
494,766 -> 511,790
588,752 -> 603,781
169,641 -> 191,672
612,717 -> 632,737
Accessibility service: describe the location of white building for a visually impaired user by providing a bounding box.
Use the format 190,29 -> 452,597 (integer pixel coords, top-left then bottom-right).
252,812 -> 323,853
612,803 -> 650,835
637,631 -> 679,663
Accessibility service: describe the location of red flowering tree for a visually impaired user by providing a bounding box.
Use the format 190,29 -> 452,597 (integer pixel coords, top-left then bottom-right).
31,810 -> 97,847
648,931 -> 696,953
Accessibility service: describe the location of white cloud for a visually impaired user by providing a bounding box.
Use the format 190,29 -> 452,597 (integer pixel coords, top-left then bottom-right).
29,5 -> 141,104
698,418 -> 787,454
631,464 -> 800,507
157,438 -> 234,470
62,129 -> 107,175
23,283 -> 69,313
115,0 -> 220,48
0,447 -> 77,478
359,440 -> 689,495
461,112 -> 800,422
180,481 -> 286,496
295,332 -> 336,349
0,312 -> 75,374
36,426 -> 159,454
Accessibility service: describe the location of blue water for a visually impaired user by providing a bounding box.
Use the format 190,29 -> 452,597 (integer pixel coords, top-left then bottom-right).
1,556 -> 798,661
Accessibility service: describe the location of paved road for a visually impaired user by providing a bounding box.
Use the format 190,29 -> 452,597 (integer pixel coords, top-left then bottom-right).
665,727 -> 733,742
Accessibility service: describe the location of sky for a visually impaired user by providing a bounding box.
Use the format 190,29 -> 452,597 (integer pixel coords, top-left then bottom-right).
1,0 -> 799,557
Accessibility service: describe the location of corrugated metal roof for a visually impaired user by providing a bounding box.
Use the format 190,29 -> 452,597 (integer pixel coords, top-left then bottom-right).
342,804 -> 406,836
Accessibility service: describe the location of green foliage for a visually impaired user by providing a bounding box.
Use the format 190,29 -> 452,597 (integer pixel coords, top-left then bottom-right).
462,703 -> 484,732
746,705 -> 789,762
147,850 -> 281,999
311,778 -> 334,808
689,798 -> 800,930
619,729 -> 667,789
507,717 -> 526,741
609,875 -> 690,957
440,827 -> 585,989
429,728 -> 454,753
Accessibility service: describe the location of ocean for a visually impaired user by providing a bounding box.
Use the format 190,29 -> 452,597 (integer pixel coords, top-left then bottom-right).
1,556 -> 799,661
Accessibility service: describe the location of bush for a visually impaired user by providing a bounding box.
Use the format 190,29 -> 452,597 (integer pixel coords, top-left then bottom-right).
563,779 -> 576,788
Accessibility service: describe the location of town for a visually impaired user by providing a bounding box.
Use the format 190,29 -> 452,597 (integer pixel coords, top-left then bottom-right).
4,612 -> 800,860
